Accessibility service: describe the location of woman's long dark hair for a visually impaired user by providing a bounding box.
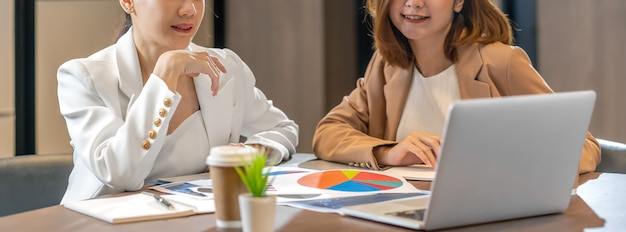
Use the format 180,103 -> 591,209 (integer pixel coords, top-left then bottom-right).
116,13 -> 132,42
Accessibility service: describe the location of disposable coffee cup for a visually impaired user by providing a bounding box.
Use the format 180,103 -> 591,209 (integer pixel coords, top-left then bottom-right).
206,145 -> 256,228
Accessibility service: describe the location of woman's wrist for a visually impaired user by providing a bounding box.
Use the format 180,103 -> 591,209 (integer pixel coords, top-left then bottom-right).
153,52 -> 182,91
373,145 -> 392,165
228,143 -> 273,155
246,144 -> 273,155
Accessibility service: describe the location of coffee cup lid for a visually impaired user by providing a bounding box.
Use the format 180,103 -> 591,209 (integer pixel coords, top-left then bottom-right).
206,145 -> 256,167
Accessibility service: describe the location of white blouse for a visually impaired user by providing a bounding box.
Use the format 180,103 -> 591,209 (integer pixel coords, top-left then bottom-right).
396,65 -> 461,140
146,110 -> 210,184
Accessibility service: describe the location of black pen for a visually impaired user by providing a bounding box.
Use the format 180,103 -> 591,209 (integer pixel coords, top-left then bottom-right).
143,192 -> 175,210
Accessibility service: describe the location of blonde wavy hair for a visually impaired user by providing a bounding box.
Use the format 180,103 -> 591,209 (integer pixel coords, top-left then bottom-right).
366,0 -> 513,68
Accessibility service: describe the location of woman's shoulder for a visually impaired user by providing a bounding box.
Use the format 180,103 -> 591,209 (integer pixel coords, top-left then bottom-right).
60,44 -> 117,70
57,44 -> 119,91
478,41 -> 515,50
65,43 -> 116,64
476,42 -> 529,62
458,42 -> 535,81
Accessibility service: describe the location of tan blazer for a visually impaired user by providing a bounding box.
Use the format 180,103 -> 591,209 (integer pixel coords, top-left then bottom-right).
313,42 -> 600,173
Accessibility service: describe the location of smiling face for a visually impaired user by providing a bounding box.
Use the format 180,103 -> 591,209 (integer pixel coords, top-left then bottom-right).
124,0 -> 205,51
389,0 -> 463,45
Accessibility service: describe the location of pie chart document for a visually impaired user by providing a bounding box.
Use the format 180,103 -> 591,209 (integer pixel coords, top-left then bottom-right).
268,167 -> 425,204
297,170 -> 405,192
268,168 -> 427,213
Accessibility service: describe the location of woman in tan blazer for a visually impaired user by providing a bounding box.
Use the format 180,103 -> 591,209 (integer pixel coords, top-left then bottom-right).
313,0 -> 599,173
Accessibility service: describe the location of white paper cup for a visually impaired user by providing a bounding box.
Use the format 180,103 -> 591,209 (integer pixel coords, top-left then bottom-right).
206,145 -> 256,228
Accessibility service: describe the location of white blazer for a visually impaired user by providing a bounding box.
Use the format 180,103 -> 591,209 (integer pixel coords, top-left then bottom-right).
57,28 -> 299,203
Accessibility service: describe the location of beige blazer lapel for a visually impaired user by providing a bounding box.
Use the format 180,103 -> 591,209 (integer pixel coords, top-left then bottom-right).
455,44 -> 491,99
383,64 -> 413,140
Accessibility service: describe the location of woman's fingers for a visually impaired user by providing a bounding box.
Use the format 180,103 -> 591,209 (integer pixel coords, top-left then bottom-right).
210,56 -> 227,73
383,132 -> 441,167
154,50 -> 228,96
412,141 -> 438,168
205,55 -> 224,96
408,132 -> 441,167
210,75 -> 219,96
418,136 -> 440,160
187,52 -> 225,96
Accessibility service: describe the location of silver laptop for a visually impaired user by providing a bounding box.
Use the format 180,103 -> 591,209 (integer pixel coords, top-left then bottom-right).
341,91 -> 596,230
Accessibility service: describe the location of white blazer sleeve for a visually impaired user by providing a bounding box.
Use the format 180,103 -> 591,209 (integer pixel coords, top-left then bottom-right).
58,59 -> 181,191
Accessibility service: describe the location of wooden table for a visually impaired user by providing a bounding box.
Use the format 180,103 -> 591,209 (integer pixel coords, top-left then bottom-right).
0,159 -> 623,231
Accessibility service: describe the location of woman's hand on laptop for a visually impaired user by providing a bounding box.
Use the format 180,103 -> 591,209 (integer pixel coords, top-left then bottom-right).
374,132 -> 441,168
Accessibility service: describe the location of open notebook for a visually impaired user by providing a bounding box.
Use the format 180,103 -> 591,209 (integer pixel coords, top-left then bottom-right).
64,192 -> 214,224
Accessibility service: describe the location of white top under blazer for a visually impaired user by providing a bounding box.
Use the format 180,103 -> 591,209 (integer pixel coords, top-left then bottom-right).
396,65 -> 461,139
57,28 -> 299,204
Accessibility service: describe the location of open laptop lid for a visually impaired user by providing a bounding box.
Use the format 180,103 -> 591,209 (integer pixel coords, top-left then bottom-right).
424,90 -> 596,230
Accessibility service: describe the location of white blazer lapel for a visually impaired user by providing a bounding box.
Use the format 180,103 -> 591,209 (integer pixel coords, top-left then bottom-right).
115,27 -> 143,117
115,27 -> 143,105
195,73 -> 235,147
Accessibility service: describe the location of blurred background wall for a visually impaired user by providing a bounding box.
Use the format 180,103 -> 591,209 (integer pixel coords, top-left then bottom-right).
224,0 -> 357,155
537,0 -> 626,144
0,0 -> 15,157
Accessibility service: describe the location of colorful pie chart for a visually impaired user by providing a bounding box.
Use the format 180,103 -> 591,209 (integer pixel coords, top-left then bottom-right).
297,170 -> 403,192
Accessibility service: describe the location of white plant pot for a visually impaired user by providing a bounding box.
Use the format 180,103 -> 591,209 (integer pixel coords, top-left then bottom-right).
238,193 -> 276,232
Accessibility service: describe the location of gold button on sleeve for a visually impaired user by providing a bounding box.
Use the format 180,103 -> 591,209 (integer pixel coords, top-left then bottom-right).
148,130 -> 157,139
141,140 -> 151,150
163,98 -> 172,107
159,108 -> 167,117
154,118 -> 162,127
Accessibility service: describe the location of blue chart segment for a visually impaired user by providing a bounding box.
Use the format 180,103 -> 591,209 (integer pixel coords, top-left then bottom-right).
297,170 -> 403,192
268,170 -> 308,176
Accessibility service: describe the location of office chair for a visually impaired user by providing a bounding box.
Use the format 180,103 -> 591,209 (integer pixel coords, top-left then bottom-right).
596,139 -> 626,174
0,153 -> 73,217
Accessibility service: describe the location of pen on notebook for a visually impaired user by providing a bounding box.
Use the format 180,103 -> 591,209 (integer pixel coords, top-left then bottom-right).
143,192 -> 175,210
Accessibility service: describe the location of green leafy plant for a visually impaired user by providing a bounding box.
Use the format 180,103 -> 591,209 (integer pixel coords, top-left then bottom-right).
235,152 -> 271,197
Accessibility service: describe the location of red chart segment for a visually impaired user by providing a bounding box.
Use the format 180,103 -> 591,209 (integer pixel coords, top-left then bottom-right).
297,170 -> 403,192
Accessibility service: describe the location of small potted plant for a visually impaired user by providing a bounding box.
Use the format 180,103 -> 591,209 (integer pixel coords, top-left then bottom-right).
235,152 -> 275,232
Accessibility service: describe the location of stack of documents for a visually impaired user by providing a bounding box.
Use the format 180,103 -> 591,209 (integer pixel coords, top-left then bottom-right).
64,166 -> 429,223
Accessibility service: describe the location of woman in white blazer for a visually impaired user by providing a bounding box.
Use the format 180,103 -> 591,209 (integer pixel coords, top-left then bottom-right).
57,0 -> 298,204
